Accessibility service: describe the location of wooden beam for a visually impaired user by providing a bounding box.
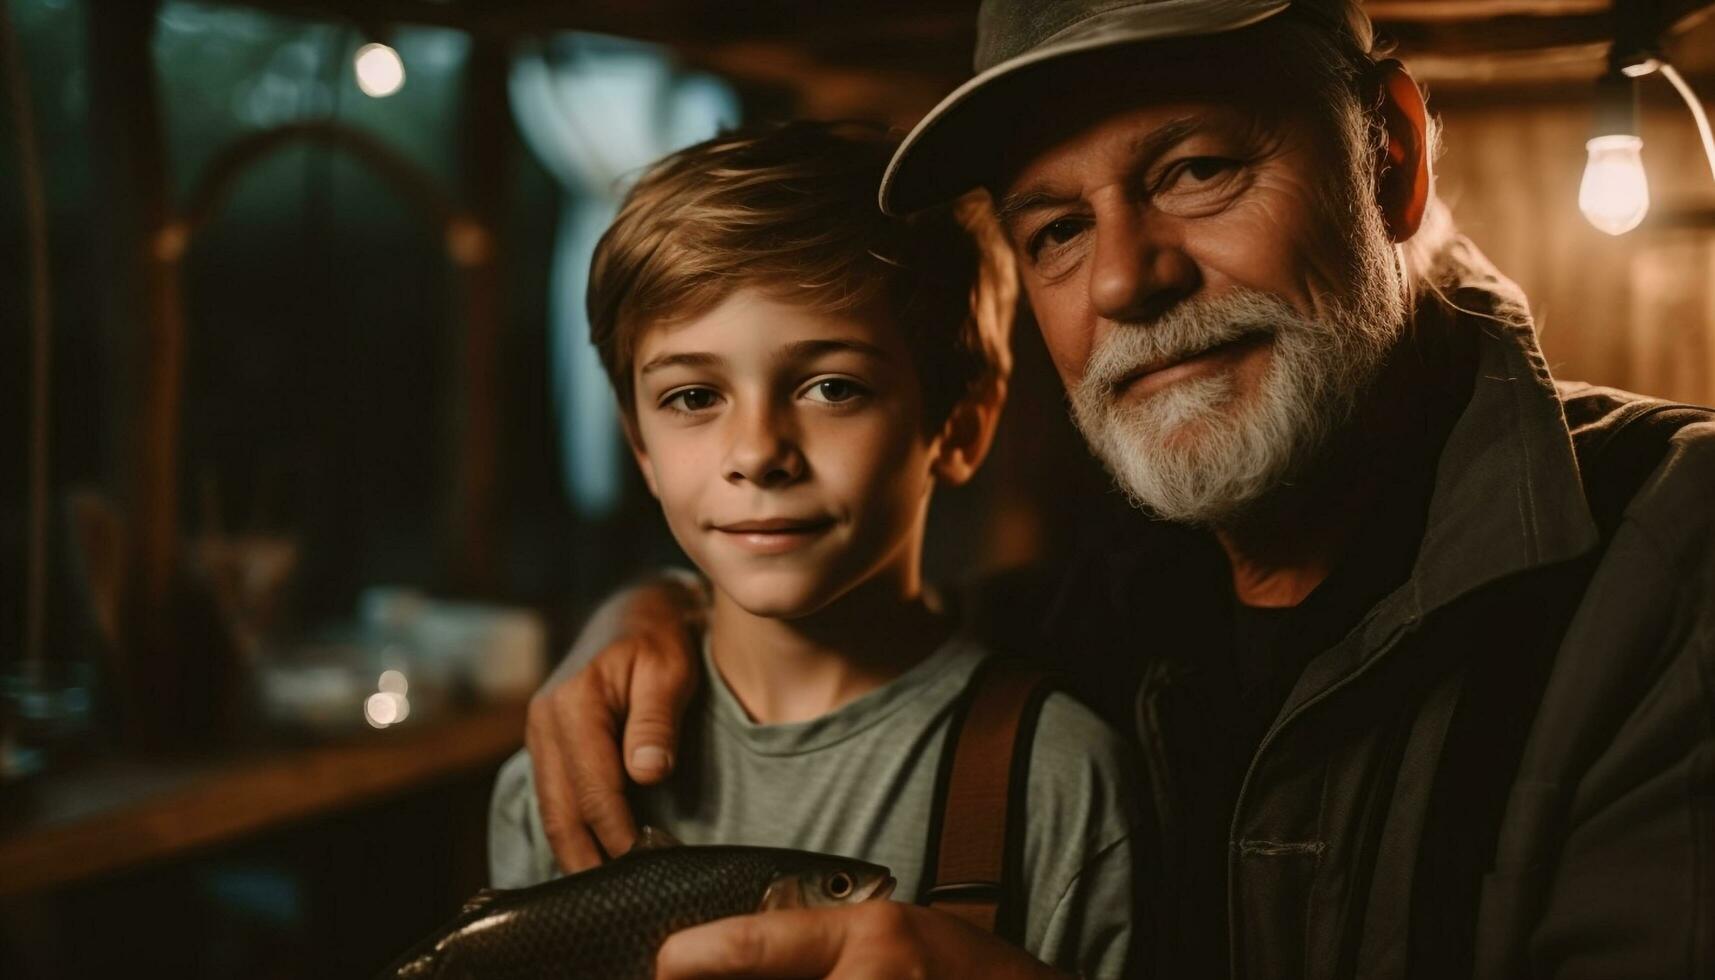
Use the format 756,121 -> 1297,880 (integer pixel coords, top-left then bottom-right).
1379,12 -> 1617,57
1375,0 -> 1715,56
198,0 -> 1715,105
1369,0 -> 1609,19
179,0 -> 1715,60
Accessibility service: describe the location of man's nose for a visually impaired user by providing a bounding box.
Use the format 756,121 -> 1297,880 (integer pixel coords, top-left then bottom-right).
1088,210 -> 1199,323
722,403 -> 806,488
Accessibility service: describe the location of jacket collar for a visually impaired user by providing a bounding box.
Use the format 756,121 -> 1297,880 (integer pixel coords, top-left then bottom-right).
1278,239 -> 1600,717
1388,238 -> 1598,625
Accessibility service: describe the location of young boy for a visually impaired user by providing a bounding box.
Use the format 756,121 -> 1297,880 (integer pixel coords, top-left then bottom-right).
489,121 -> 1141,977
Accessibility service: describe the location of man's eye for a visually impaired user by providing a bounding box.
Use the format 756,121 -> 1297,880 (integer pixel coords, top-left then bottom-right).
1168,156 -> 1240,187
663,387 -> 720,412
803,378 -> 866,404
1029,217 -> 1086,257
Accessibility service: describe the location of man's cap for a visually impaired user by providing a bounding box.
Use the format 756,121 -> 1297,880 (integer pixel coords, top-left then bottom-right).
879,0 -> 1373,215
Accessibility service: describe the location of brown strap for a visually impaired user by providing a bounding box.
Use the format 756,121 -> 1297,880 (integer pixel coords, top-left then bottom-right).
925,659 -> 1053,936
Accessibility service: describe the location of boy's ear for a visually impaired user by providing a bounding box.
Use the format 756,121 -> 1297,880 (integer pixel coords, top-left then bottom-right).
623,416 -> 661,499
931,376 -> 1007,488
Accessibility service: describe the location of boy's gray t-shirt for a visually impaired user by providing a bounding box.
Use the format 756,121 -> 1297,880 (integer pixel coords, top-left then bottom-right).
489,635 -> 1142,978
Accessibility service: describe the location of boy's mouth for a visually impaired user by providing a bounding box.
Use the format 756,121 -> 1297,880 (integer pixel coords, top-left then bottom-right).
713,517 -> 836,554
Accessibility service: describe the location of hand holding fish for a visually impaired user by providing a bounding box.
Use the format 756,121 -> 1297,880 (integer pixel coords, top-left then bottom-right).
383,835 -> 898,979
527,572 -> 707,870
654,903 -> 1071,980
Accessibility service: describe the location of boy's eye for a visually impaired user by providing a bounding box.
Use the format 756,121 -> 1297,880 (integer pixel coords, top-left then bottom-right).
803,378 -> 867,405
663,387 -> 721,412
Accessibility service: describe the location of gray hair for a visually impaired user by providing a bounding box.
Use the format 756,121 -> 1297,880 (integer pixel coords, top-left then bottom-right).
1265,5 -> 1459,300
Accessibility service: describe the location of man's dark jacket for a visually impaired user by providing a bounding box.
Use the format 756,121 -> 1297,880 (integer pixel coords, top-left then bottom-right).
979,241 -> 1714,979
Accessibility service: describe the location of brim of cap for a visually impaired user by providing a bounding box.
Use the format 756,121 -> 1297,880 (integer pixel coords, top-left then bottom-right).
880,0 -> 1292,215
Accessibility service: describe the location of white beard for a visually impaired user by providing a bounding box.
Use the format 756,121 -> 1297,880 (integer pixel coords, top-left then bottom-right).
1068,218 -> 1406,527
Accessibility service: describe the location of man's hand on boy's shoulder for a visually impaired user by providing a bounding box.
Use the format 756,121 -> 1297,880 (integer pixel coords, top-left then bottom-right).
654,902 -> 1072,980
526,573 -> 706,872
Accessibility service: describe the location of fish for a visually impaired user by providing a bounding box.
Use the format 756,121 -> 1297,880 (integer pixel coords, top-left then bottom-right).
381,829 -> 895,980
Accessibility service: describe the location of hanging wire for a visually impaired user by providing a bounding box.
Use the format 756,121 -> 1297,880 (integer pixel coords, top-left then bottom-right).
1657,63 -> 1715,186
1,1 -> 55,678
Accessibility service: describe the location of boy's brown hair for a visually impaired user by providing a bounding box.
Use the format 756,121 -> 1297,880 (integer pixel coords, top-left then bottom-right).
587,120 -> 1016,430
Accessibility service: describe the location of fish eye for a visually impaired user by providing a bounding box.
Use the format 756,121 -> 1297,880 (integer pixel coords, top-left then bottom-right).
827,872 -> 854,899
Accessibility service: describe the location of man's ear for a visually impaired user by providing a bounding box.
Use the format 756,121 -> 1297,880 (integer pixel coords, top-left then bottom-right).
1373,59 -> 1431,242
931,376 -> 1007,487
623,416 -> 662,499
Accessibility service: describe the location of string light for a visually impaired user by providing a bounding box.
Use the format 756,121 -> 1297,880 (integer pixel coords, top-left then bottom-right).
364,691 -> 400,728
354,41 -> 405,98
378,669 -> 408,695
365,671 -> 411,728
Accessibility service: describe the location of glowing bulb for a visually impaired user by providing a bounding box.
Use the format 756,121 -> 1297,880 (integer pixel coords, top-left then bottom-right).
354,42 -> 405,98
365,691 -> 399,727
1579,135 -> 1650,235
378,669 -> 408,695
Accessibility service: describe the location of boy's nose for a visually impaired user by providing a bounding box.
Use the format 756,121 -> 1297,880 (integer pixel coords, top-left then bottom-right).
722,407 -> 806,488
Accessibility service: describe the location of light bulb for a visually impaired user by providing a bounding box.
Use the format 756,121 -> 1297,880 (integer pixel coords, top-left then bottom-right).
1579,135 -> 1649,235
364,691 -> 399,727
378,669 -> 408,695
354,42 -> 405,98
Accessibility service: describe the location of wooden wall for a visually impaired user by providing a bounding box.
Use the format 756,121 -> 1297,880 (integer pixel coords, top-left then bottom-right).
1432,86 -> 1715,405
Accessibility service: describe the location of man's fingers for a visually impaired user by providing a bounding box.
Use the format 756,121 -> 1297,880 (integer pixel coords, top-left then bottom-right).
525,697 -> 604,872
654,902 -> 1062,980
655,909 -> 847,980
623,640 -> 699,786
562,668 -> 639,860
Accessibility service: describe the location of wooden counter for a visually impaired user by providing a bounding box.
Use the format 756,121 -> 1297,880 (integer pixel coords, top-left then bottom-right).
0,701 -> 527,898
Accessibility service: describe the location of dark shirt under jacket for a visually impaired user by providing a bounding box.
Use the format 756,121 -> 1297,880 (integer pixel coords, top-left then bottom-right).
1229,461 -> 1433,768
972,448 -> 1439,979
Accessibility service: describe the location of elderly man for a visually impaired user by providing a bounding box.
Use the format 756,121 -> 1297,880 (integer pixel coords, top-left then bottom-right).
519,1 -> 1715,977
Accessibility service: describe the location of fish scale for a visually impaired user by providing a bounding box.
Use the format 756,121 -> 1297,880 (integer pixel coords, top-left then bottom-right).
383,844 -> 892,980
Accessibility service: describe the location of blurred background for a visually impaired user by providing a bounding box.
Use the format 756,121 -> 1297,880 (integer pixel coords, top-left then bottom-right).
1,0 -> 1711,976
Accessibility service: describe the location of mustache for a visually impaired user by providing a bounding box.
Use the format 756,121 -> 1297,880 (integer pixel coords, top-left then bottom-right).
1078,291 -> 1305,397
